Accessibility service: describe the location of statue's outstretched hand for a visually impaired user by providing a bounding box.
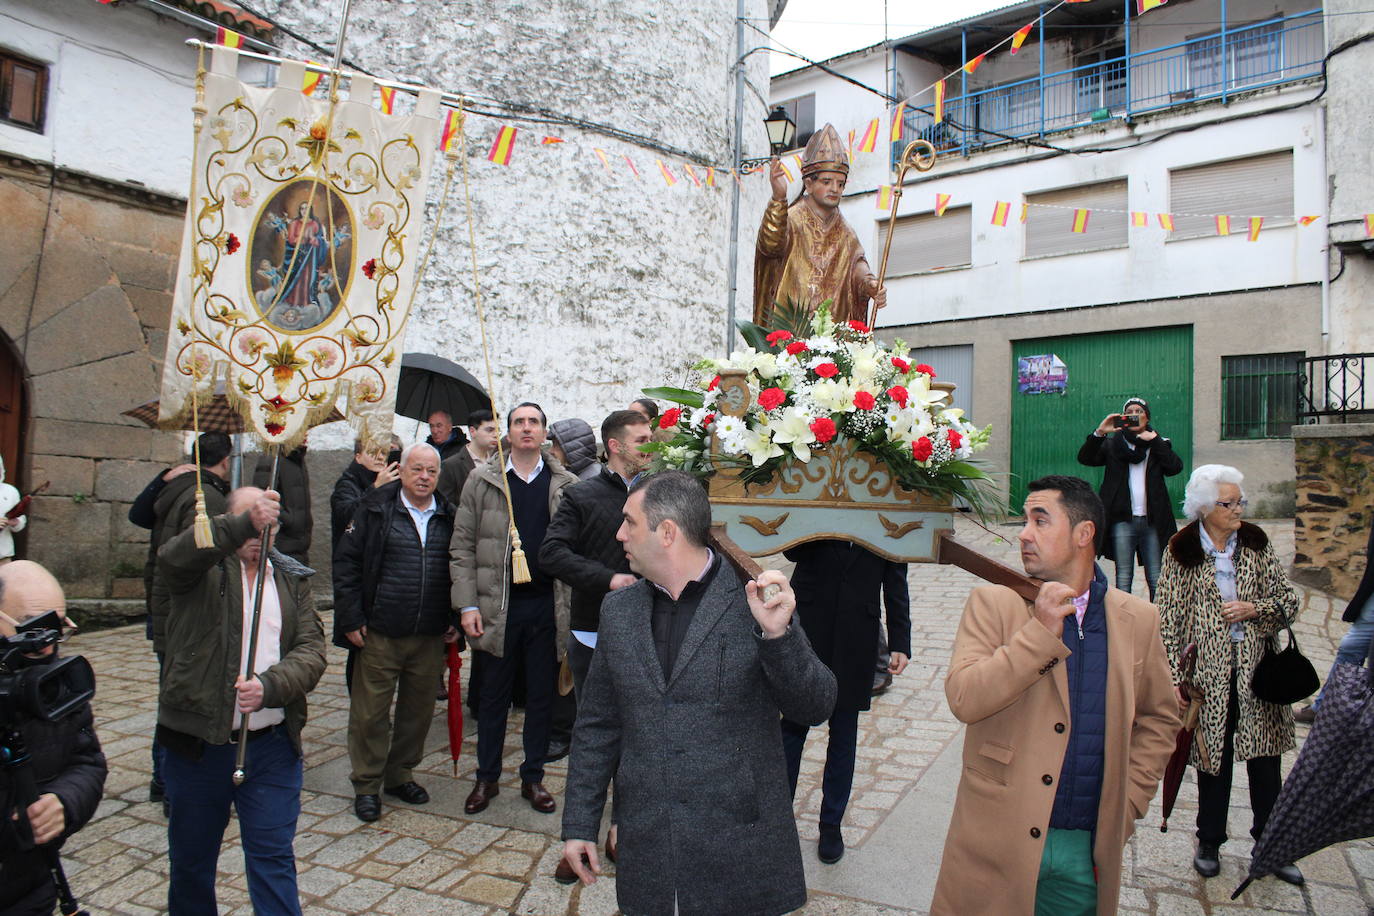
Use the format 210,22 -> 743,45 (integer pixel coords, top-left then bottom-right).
769,157 -> 788,201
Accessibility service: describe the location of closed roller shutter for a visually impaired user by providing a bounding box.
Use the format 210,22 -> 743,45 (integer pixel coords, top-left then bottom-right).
877,205 -> 972,277
1024,179 -> 1128,259
1168,149 -> 1293,240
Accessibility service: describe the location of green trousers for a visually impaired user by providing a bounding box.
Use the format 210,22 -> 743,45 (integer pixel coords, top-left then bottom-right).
347,631 -> 446,794
1034,828 -> 1097,916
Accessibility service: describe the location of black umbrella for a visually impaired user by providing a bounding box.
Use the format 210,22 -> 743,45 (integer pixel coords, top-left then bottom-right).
1232,644 -> 1374,898
396,353 -> 489,426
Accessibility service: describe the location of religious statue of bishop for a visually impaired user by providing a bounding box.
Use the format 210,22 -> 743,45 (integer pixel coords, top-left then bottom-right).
753,123 -> 885,328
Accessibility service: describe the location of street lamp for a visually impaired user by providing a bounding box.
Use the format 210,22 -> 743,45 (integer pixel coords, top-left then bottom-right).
764,106 -> 796,156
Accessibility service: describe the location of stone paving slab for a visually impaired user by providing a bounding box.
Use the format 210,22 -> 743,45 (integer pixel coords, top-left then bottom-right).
48,518 -> 1374,914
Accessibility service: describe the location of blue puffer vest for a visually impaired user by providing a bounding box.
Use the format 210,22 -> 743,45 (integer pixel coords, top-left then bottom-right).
1049,565 -> 1110,832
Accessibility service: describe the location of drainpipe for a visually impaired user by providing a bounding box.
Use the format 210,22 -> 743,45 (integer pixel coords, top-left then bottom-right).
960,27 -> 968,156
1318,103 -> 1330,349
1220,0 -> 1229,104
1123,0 -> 1132,118
724,0 -> 746,356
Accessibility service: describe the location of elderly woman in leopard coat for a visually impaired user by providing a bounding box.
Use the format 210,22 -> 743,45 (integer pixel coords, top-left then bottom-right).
1157,464 -> 1302,886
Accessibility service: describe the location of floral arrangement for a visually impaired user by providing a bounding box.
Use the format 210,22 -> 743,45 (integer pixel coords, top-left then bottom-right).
644,303 -> 994,510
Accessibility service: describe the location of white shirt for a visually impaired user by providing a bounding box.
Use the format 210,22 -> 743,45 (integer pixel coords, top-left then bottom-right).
506,453 -> 546,484
400,490 -> 437,546
241,561 -> 285,730
1128,447 -> 1149,517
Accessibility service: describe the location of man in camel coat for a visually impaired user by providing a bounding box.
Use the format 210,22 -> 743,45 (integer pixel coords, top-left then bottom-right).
932,475 -> 1179,916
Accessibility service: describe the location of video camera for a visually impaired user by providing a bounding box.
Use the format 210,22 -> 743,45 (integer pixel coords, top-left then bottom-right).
0,611 -> 95,727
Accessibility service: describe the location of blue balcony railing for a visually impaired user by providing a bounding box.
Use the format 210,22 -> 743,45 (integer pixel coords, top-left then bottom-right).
899,9 -> 1322,160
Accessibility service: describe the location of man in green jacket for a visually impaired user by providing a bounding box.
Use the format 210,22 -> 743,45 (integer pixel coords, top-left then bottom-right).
156,486 -> 327,915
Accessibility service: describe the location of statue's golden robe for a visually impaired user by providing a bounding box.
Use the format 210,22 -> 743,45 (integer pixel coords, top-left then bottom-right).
753,199 -> 874,327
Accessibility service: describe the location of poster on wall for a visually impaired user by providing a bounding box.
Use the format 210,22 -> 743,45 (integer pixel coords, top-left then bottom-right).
1018,354 -> 1067,395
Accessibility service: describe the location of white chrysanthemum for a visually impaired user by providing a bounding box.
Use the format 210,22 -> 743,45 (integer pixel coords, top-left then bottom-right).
803,336 -> 838,355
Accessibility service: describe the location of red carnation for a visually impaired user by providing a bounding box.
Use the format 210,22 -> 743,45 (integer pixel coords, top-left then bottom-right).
708,375 -> 721,391
785,340 -> 809,356
892,357 -> 910,373
702,412 -> 716,427
912,436 -> 933,462
660,407 -> 682,429
916,363 -> 937,377
815,362 -> 839,378
848,320 -> 870,333
887,385 -> 909,408
362,258 -> 377,279
853,390 -> 876,411
758,387 -> 786,411
224,233 -> 240,255
810,417 -> 837,444
766,329 -> 793,345
948,429 -> 964,449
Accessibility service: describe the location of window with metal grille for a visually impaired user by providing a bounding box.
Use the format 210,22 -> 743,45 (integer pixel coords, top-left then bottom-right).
775,94 -> 815,154
1221,352 -> 1302,439
876,205 -> 972,277
1023,179 -> 1128,259
1168,150 -> 1293,240
1,51 -> 47,132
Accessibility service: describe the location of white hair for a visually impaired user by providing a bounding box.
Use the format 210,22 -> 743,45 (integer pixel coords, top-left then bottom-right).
400,442 -> 440,466
1182,464 -> 1246,520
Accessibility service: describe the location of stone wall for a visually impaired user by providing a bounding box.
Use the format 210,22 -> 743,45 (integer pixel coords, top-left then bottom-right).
0,159 -> 185,599
1292,423 -> 1374,600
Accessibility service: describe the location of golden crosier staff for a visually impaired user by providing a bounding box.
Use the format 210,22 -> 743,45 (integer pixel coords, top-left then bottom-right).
868,139 -> 937,329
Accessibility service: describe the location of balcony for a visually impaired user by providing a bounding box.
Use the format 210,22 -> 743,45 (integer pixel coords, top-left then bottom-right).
1299,353 -> 1374,424
901,9 -> 1323,159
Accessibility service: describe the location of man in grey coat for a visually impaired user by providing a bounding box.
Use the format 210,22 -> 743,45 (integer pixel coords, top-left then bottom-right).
561,471 -> 837,916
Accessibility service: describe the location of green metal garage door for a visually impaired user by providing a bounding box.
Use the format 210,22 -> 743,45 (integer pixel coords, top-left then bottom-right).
1010,326 -> 1192,516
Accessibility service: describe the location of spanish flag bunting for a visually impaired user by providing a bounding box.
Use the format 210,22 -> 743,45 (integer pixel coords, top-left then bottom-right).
706,167 -> 717,187
1158,213 -> 1175,231
302,65 -> 323,96
777,157 -> 794,182
1298,215 -> 1320,225
541,136 -> 564,145
963,52 -> 987,75
216,26 -> 243,49
439,109 -> 460,152
624,156 -> 641,179
683,164 -> 702,188
792,154 -> 805,175
846,129 -> 856,163
487,126 -> 518,165
935,193 -> 951,216
890,102 -> 906,143
656,160 -> 677,186
1071,209 -> 1090,233
876,186 -> 893,211
934,79 -> 946,123
731,168 -> 743,186
1247,217 -> 1264,241
1366,213 -> 1374,237
1020,202 -> 1028,223
593,149 -> 612,173
991,201 -> 1010,227
1215,215 -> 1231,236
378,86 -> 396,115
857,119 -> 879,153
1010,23 -> 1033,54
1131,211 -> 1148,227
1137,0 -> 1168,14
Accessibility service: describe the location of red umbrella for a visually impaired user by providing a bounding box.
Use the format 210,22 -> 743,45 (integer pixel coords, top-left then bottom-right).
446,643 -> 464,775
1160,643 -> 1210,831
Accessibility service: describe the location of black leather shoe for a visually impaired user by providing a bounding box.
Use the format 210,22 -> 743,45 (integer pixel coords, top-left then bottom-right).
545,740 -> 571,763
149,780 -> 165,803
465,780 -> 499,814
522,780 -> 557,813
384,781 -> 430,805
818,822 -> 845,864
354,794 -> 381,822
1273,863 -> 1305,886
871,673 -> 893,697
554,855 -> 580,885
1293,704 -> 1316,724
1193,842 -> 1220,878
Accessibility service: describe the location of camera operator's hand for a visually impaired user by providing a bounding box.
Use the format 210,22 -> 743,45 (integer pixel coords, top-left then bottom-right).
20,793 -> 65,845
1095,414 -> 1122,436
373,462 -> 400,488
1136,427 -> 1158,442
249,490 -> 281,533
234,675 -> 265,714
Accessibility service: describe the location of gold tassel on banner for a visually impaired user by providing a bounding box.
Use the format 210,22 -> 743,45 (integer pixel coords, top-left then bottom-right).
188,44 -> 215,551
510,525 -> 530,585
192,490 -> 215,549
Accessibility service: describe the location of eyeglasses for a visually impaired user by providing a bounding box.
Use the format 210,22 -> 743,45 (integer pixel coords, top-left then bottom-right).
1215,499 -> 1249,512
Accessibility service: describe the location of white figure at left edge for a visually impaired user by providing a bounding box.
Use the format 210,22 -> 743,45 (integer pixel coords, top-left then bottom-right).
0,456 -> 28,564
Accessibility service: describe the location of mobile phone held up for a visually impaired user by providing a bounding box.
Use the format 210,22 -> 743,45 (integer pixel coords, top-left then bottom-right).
1113,415 -> 1140,429
387,448 -> 402,465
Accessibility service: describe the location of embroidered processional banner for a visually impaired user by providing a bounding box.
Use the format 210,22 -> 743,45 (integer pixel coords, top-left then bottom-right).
159,47 -> 443,449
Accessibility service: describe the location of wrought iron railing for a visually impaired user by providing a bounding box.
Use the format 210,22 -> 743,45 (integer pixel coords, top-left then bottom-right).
1299,353 -> 1374,423
899,9 -> 1322,160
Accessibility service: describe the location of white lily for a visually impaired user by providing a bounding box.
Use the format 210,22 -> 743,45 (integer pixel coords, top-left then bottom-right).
767,408 -> 817,462
739,427 -> 784,467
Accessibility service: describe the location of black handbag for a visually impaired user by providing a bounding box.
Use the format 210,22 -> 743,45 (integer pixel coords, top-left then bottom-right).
1251,625 -> 1319,705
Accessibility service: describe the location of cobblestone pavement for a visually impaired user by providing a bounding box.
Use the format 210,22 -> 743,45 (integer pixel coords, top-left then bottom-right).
55,518 -> 1374,914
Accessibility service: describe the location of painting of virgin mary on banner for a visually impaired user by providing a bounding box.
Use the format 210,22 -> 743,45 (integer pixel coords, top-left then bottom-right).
159,47 -> 443,449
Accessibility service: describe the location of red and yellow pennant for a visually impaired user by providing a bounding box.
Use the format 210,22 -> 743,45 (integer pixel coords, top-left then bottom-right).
541,136 -> 564,145
934,80 -> 946,123
1247,217 -> 1264,241
777,157 -> 794,182
857,118 -> 879,153
215,26 -> 243,49
378,86 -> 396,115
1131,211 -> 1148,227
990,201 -> 1010,227
624,156 -> 641,179
439,109 -> 461,152
935,193 -> 951,216
846,129 -> 856,163
488,125 -> 518,165
593,149 -> 612,173
706,167 -> 717,188
890,102 -> 906,143
656,160 -> 677,186
1158,213 -> 1175,231
302,65 -> 323,96
1071,209 -> 1090,234
1298,215 -> 1320,226
1365,214 -> 1374,238
1010,23 -> 1034,54
1137,0 -> 1168,14
1215,215 -> 1232,236
963,52 -> 987,75
683,164 -> 702,188
1020,202 -> 1028,223
876,186 -> 893,211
